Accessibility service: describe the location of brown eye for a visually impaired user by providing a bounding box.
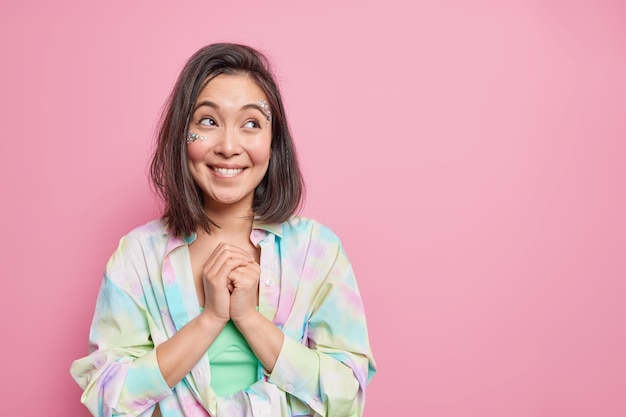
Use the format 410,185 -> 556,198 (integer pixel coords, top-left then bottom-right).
199,117 -> 217,126
243,120 -> 260,129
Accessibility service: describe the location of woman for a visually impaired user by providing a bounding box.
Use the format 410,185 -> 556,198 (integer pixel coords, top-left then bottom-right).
71,43 -> 376,417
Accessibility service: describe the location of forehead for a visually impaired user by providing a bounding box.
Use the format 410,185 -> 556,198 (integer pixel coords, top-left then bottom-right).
195,74 -> 267,105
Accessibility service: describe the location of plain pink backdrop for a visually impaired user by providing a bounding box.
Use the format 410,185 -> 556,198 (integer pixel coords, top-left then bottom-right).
1,1 -> 625,416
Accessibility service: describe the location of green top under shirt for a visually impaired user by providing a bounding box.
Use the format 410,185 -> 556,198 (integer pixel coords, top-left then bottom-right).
201,309 -> 259,396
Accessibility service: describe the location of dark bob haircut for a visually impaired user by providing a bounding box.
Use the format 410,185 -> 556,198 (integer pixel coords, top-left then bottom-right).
150,43 -> 304,237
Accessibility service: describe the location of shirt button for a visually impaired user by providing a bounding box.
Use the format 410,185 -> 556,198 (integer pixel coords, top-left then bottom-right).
264,279 -> 272,287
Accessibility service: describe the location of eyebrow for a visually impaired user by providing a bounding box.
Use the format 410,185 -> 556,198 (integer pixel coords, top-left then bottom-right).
241,103 -> 267,115
193,100 -> 219,112
193,100 -> 267,115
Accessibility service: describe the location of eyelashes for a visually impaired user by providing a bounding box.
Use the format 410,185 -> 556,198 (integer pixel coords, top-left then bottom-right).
243,119 -> 261,129
196,116 -> 262,129
199,117 -> 216,126
187,117 -> 263,144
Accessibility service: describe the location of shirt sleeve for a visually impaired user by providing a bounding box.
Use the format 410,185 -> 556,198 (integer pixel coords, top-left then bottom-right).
70,236 -> 173,417
267,234 -> 377,417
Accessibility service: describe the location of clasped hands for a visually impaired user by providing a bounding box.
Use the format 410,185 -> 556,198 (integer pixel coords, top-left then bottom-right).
200,242 -> 260,324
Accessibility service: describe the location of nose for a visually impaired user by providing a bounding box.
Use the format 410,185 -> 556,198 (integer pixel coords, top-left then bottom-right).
214,127 -> 242,158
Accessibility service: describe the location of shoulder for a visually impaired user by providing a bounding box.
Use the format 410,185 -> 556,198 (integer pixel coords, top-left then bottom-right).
280,216 -> 342,244
123,219 -> 169,241
278,218 -> 356,284
277,217 -> 346,261
109,219 -> 171,262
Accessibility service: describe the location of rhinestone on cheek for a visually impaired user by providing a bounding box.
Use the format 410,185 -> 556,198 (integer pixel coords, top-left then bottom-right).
186,132 -> 207,144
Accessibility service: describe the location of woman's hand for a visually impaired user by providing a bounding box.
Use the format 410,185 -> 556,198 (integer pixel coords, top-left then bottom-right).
201,243 -> 255,323
228,261 -> 261,322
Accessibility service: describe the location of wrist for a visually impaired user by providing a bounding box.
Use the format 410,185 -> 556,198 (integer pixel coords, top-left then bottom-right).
198,309 -> 229,329
231,309 -> 261,329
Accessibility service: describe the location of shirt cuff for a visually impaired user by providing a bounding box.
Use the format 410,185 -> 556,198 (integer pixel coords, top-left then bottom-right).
267,336 -> 320,405
119,349 -> 172,408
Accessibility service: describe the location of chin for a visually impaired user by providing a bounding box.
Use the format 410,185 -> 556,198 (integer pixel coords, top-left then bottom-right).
207,192 -> 254,207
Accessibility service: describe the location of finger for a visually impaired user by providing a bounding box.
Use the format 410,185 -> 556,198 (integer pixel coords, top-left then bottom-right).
227,268 -> 261,293
209,256 -> 253,286
212,243 -> 255,262
231,262 -> 261,278
203,248 -> 254,282
203,249 -> 252,273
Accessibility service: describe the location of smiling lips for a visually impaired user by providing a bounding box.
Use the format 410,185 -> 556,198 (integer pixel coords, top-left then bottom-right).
211,166 -> 245,177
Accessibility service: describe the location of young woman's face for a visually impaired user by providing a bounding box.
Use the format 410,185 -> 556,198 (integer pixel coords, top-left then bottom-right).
187,74 -> 272,211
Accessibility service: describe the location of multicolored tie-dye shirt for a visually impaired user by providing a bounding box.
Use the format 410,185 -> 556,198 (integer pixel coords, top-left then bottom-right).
71,217 -> 376,417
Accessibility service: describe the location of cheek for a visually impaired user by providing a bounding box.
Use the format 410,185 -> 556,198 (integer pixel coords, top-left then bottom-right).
251,147 -> 271,165
249,137 -> 272,165
186,144 -> 205,163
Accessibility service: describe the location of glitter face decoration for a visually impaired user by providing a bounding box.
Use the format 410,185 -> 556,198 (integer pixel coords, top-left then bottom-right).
257,100 -> 271,127
186,132 -> 206,144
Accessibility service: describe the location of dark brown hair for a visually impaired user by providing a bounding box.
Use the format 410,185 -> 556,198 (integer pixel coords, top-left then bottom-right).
150,43 -> 304,236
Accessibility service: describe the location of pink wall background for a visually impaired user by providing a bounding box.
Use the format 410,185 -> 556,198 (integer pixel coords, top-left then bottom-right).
1,1 -> 625,415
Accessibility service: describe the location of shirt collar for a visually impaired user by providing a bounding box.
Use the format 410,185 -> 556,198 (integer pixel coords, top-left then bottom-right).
250,222 -> 283,246
162,220 -> 283,254
252,221 -> 283,238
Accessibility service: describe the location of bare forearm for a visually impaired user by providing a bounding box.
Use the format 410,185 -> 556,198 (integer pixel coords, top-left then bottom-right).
156,313 -> 227,388
233,312 -> 284,372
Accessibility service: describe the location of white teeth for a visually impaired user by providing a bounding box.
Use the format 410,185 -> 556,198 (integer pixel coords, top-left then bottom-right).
213,167 -> 243,176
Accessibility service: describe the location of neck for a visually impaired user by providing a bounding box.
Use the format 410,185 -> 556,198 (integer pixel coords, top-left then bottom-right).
203,201 -> 255,238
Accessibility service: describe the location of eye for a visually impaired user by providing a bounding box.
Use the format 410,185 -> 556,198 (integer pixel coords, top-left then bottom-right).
199,117 -> 217,126
243,119 -> 260,129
